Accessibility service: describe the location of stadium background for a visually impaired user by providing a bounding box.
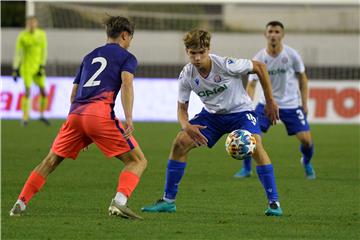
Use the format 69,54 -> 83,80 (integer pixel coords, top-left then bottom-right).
1,0 -> 359,123
1,1 -> 359,239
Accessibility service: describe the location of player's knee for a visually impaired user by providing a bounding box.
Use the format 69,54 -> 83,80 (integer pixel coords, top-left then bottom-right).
300,139 -> 312,148
138,156 -> 148,171
35,153 -> 63,176
172,133 -> 191,154
297,131 -> 312,148
299,135 -> 312,148
252,137 -> 271,165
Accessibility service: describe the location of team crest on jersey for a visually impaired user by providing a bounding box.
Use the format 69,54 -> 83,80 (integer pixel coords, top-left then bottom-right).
214,75 -> 222,83
281,57 -> 288,64
194,78 -> 200,86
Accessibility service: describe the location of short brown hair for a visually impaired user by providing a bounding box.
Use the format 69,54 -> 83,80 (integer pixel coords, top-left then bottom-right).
183,29 -> 211,49
266,21 -> 284,30
105,16 -> 134,39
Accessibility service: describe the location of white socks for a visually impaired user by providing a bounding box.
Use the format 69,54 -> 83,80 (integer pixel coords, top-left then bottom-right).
162,196 -> 175,203
114,192 -> 127,206
16,199 -> 26,211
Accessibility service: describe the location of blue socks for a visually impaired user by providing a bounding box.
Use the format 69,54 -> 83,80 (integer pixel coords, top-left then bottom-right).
246,145 -> 314,168
300,144 -> 314,165
164,160 -> 187,200
164,160 -> 279,204
243,156 -> 252,172
256,164 -> 279,202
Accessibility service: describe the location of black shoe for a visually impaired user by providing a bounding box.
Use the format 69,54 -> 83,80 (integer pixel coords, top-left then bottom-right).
21,120 -> 28,127
39,117 -> 50,126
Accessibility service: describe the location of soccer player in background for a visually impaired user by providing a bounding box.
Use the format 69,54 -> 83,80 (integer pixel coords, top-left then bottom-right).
142,29 -> 283,216
12,16 -> 50,126
10,16 -> 147,220
234,21 -> 315,180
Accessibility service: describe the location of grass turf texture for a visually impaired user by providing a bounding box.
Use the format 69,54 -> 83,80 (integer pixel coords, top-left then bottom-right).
2,120 -> 359,239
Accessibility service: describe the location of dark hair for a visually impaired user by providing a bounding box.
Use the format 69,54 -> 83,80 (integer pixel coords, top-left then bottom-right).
183,29 -> 211,49
104,16 -> 134,39
266,21 -> 284,29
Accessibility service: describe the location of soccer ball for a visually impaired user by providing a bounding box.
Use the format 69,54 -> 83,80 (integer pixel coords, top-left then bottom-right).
225,129 -> 256,160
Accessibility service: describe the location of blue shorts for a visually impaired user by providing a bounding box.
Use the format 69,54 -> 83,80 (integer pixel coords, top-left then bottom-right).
255,103 -> 310,136
189,108 -> 262,148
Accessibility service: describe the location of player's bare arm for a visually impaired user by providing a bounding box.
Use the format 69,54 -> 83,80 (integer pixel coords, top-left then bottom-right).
298,72 -> 309,115
251,60 -> 279,124
70,84 -> 79,103
121,71 -> 135,138
246,79 -> 257,100
178,101 -> 208,146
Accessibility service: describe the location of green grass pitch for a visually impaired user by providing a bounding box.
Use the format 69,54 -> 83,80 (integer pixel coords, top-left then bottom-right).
2,120 -> 359,239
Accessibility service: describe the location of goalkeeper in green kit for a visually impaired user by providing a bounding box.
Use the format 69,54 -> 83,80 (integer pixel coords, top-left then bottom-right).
12,16 -> 50,126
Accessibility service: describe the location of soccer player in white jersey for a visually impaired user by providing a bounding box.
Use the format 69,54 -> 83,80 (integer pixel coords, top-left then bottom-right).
234,21 -> 315,180
141,29 -> 283,216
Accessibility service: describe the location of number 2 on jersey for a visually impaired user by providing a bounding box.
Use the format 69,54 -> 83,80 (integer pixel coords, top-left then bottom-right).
83,57 -> 107,87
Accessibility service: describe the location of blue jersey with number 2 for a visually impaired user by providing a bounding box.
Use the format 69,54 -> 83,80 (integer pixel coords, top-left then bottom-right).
69,43 -> 137,118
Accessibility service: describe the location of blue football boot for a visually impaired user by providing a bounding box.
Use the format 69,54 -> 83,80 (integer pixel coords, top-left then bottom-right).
141,199 -> 176,213
233,167 -> 252,178
265,201 -> 283,216
301,158 -> 316,180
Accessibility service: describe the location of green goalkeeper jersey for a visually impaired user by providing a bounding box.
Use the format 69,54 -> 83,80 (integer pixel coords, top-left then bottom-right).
13,28 -> 47,71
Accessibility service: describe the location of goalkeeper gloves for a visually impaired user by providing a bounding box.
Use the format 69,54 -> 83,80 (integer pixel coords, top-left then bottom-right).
12,69 -> 20,82
37,65 -> 45,77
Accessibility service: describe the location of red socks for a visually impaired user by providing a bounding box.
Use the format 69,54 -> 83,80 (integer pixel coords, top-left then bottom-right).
18,171 -> 46,204
17,170 -> 138,205
117,171 -> 140,198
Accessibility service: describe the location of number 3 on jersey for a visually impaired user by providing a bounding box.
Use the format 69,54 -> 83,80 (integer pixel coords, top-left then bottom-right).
83,57 -> 107,87
246,113 -> 257,126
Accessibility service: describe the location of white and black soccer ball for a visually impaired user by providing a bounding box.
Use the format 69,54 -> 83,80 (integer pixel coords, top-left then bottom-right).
225,129 -> 256,160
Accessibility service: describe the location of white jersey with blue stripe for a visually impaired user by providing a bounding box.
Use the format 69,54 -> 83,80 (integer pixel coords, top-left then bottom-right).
249,45 -> 305,109
178,54 -> 254,114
